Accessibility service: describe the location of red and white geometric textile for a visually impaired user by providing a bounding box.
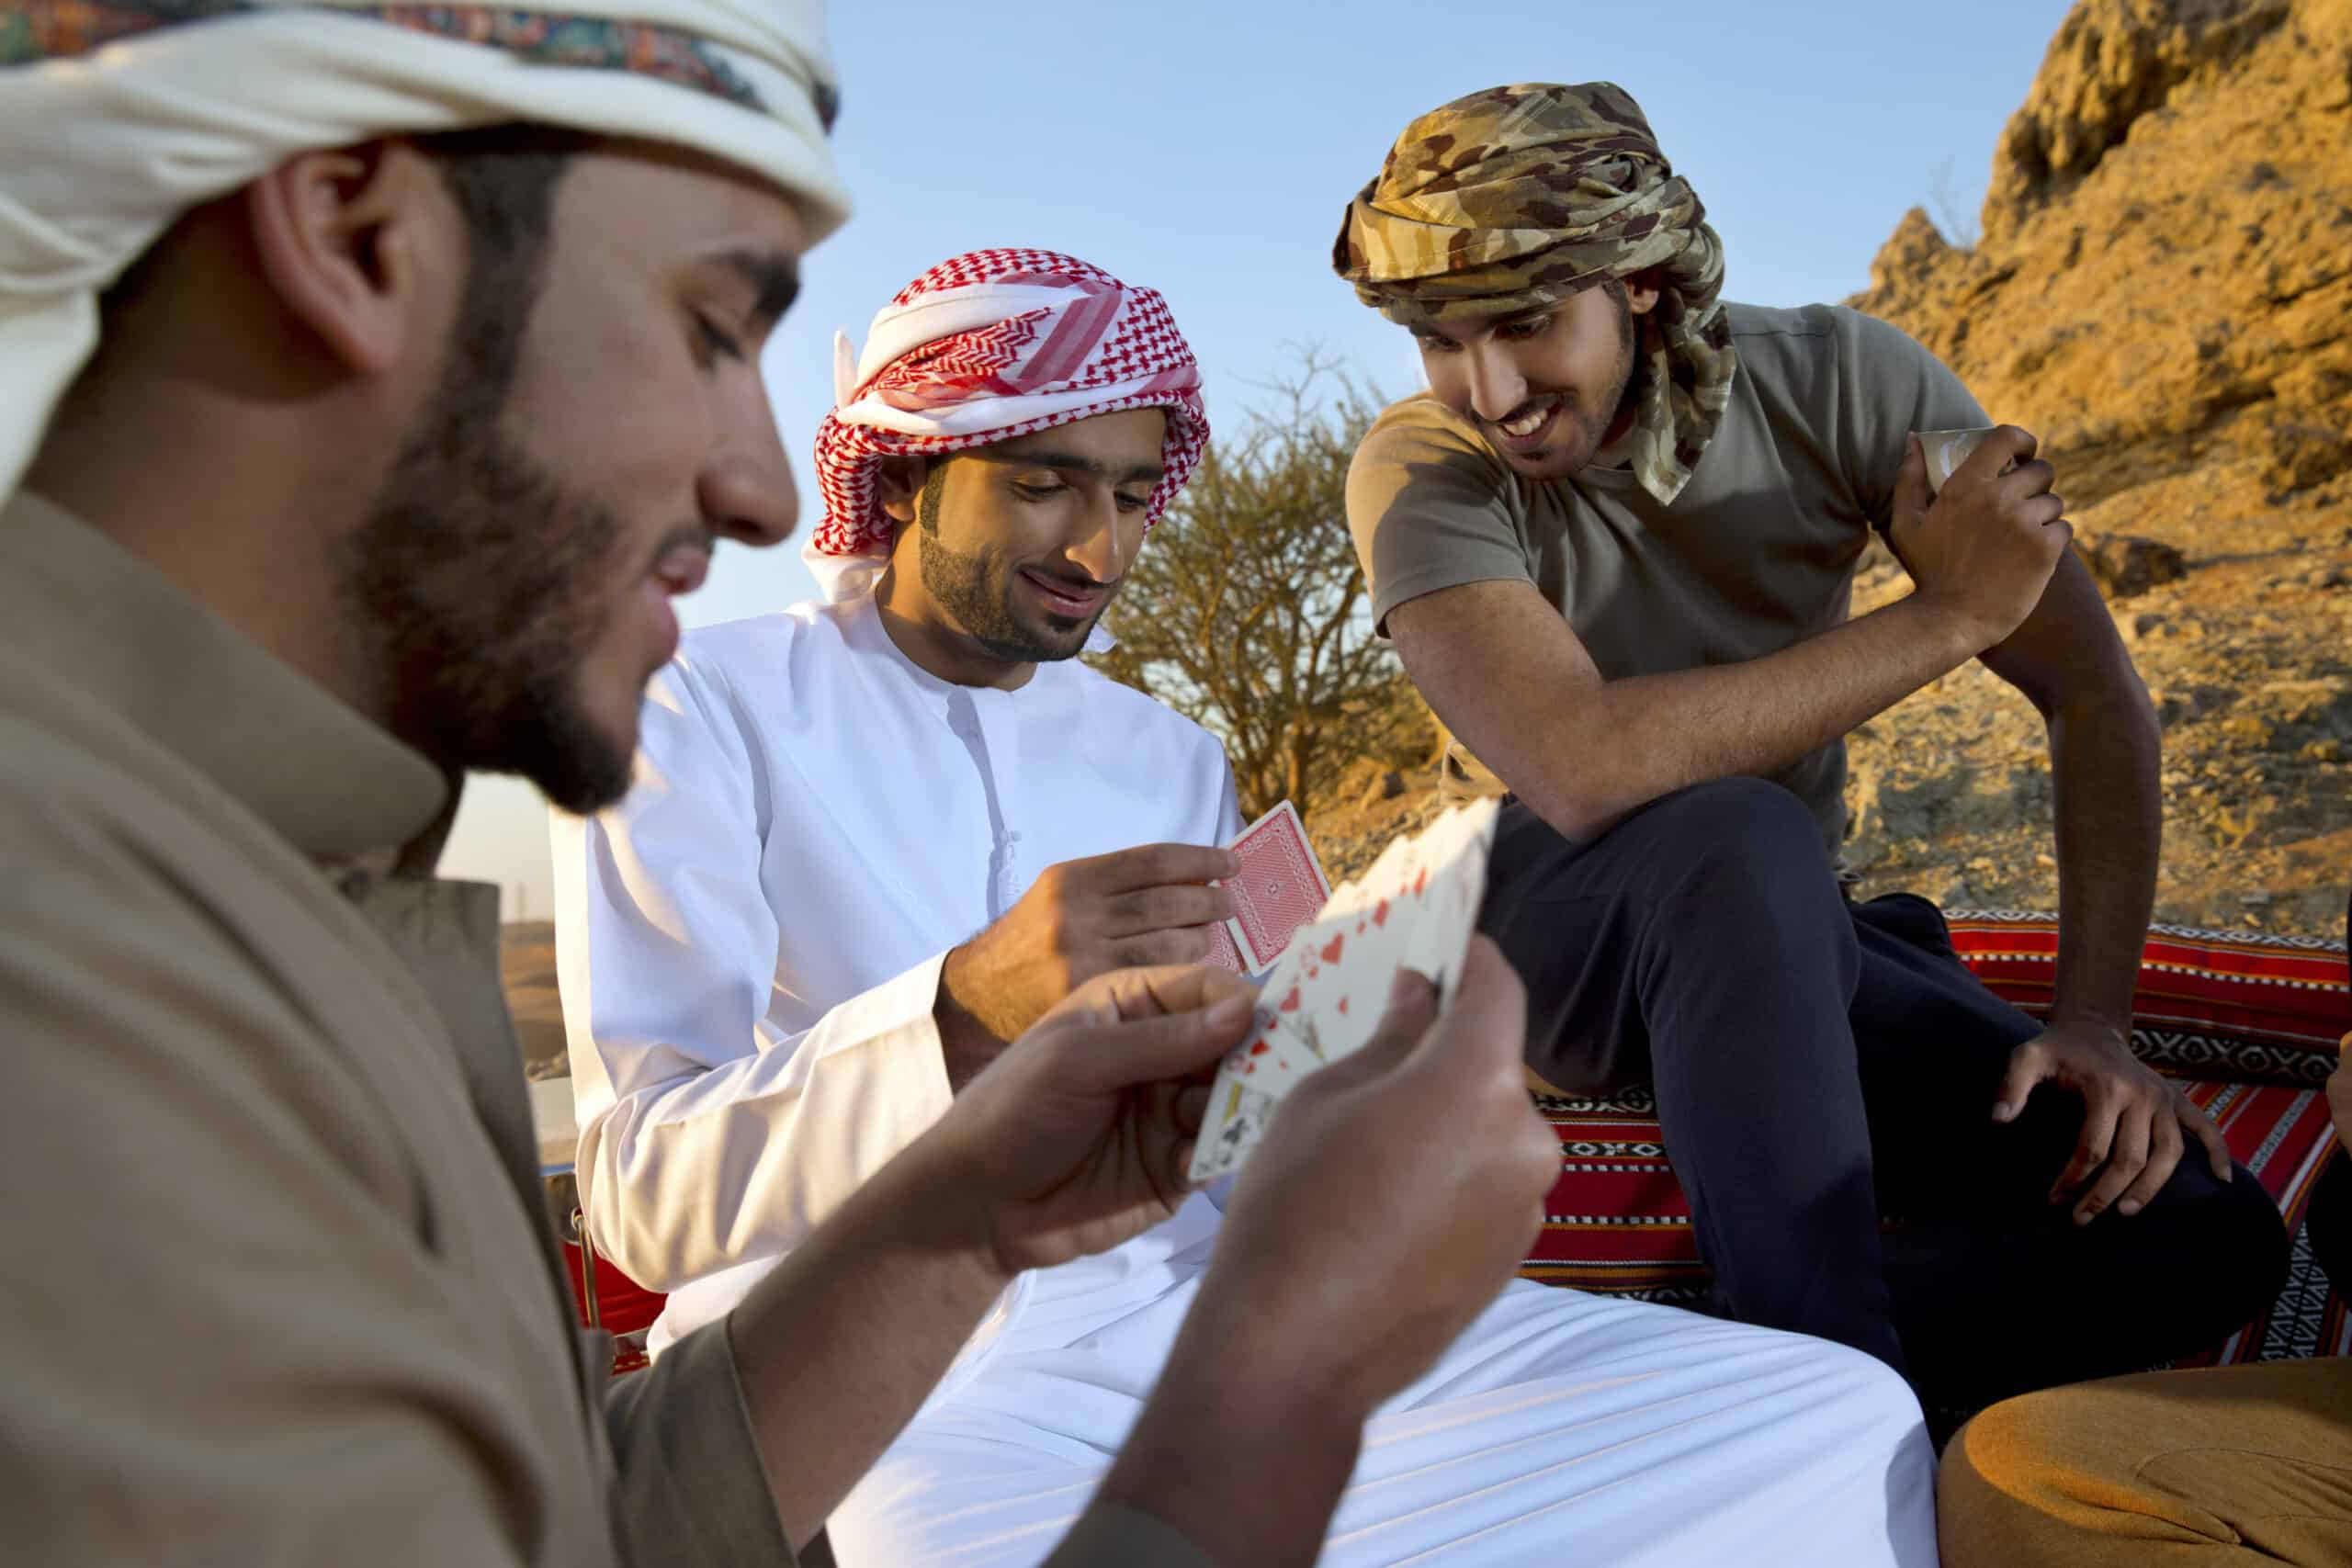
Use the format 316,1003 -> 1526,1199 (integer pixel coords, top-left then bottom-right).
1521,911 -> 2351,1371
808,248 -> 1209,583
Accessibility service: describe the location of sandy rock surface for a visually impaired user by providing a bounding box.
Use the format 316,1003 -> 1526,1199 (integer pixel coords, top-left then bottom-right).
1838,0 -> 2351,934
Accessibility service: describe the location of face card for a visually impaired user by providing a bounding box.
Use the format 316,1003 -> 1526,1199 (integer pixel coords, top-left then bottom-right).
1222,801 -> 1331,971
1188,1072 -> 1283,1182
1227,1000 -> 1324,1088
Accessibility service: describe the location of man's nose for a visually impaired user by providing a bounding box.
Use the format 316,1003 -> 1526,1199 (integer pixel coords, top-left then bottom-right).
698,383 -> 797,548
1065,498 -> 1128,582
1464,344 -> 1525,425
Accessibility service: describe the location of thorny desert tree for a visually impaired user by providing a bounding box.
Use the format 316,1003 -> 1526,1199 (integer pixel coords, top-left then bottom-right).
1095,360 -> 1425,821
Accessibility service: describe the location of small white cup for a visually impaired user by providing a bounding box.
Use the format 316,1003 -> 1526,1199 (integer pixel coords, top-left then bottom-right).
1917,426 -> 2000,495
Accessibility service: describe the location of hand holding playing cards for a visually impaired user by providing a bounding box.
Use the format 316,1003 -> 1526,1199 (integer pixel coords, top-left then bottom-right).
1200,936 -> 1555,1413
922,963 -> 1253,1278
934,844 -> 1238,1085
729,964 -> 1251,1546
1088,939 -> 1555,1566
1887,423 -> 2071,650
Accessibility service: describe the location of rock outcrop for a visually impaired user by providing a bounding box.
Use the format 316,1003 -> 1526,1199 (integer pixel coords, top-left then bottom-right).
1850,0 -> 2352,510
1838,0 -> 2352,933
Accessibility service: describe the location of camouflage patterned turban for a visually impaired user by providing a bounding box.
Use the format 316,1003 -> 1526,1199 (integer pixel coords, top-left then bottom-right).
1333,81 -> 1737,506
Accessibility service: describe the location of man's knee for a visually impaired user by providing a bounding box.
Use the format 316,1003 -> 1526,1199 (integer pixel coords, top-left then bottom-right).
1639,777 -> 1827,859
1636,780 -> 1854,955
1487,778 -> 1834,898
2154,1158 -> 2290,1309
1627,779 -> 1839,911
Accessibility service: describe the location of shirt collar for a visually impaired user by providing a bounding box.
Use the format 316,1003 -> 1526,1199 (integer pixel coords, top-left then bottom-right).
0,491 -> 451,864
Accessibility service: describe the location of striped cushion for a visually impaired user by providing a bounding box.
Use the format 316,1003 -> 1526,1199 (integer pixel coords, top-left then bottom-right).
1524,913 -> 2351,1368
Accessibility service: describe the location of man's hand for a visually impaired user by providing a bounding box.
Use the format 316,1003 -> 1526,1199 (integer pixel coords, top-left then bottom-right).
935,843 -> 1238,1084
1995,1020 -> 2233,1224
1085,938 -> 1557,1567
921,964 -> 1256,1278
732,964 -> 1252,1545
1888,424 -> 2073,651
1192,936 -> 1555,1416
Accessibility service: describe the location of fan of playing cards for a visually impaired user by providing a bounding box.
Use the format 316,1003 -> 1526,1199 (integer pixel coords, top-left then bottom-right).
1189,796 -> 1502,1182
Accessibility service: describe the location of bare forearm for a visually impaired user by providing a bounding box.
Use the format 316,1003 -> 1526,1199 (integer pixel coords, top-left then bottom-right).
1087,1308 -> 1366,1567
2044,685 -> 2163,1032
729,1146 -> 1005,1548
1515,595 -> 1982,840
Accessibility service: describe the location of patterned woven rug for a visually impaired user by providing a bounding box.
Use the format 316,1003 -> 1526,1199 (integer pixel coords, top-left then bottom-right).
1521,910 -> 2352,1369
1525,1077 -> 2344,1366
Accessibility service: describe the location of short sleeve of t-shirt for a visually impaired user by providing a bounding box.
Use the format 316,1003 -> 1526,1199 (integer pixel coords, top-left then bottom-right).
1345,396 -> 1532,635
1824,308 -> 1990,531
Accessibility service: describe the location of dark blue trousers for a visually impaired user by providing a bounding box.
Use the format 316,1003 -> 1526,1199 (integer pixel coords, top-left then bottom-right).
1479,778 -> 2290,1414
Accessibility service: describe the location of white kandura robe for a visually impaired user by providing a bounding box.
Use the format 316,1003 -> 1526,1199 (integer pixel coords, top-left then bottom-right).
552,589 -> 1941,1567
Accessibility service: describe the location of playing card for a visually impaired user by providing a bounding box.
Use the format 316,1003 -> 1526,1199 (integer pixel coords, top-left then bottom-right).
1917,426 -> 1999,496
1396,799 -> 1498,997
1188,1074 -> 1280,1182
1184,952 -> 1335,1183
1202,919 -> 1245,974
1280,906 -> 1411,1064
1221,801 -> 1330,972
1287,797 -> 1498,1059
1182,799 -> 1500,1183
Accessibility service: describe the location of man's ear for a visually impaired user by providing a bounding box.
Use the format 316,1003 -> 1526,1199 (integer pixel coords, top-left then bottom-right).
243,141 -> 455,378
875,455 -> 931,525
1623,267 -> 1665,319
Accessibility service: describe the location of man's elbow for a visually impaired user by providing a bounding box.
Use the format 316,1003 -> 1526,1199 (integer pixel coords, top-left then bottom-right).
1509,775 -> 1635,846
574,1107 -> 695,1294
2048,654 -> 2159,743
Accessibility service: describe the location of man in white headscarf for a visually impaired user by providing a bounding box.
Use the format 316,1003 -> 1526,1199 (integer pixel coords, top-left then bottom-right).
0,10 -> 1587,1567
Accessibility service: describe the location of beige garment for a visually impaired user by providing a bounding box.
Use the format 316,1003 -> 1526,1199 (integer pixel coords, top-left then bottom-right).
1344,300 -> 1988,855
0,491 -> 785,1566
1939,1358 -> 2352,1565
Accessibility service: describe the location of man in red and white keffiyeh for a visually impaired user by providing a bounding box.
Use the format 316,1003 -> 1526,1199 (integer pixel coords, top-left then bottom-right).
805,248 -> 1208,657
560,244 -> 1939,1567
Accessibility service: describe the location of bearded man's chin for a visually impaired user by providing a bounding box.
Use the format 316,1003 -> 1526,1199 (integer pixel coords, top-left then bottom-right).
483,694 -> 638,816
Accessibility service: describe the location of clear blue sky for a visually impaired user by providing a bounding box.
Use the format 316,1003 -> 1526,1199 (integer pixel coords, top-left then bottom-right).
447,0 -> 2074,919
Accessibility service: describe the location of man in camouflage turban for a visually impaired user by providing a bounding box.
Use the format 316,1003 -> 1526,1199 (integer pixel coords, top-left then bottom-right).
1336,79 -> 1733,506
1337,81 -> 2288,1425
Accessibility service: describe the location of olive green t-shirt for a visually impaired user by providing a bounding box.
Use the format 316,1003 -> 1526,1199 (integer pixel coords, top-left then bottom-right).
1345,300 -> 1988,855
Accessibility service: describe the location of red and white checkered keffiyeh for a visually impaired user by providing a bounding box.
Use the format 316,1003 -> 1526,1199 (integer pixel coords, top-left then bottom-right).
809,249 -> 1209,584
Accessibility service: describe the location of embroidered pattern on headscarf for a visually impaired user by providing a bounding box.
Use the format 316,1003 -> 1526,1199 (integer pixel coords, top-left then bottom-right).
0,1 -> 798,119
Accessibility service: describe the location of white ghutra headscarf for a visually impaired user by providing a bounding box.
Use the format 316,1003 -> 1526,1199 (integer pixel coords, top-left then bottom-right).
0,0 -> 850,504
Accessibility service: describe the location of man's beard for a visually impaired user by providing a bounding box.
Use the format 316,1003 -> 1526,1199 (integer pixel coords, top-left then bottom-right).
917,528 -> 1099,665
1492,284 -> 1643,472
339,337 -> 640,816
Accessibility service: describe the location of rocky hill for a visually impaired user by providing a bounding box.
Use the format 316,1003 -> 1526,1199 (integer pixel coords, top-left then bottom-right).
1837,0 -> 2352,934
1314,0 -> 2352,937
